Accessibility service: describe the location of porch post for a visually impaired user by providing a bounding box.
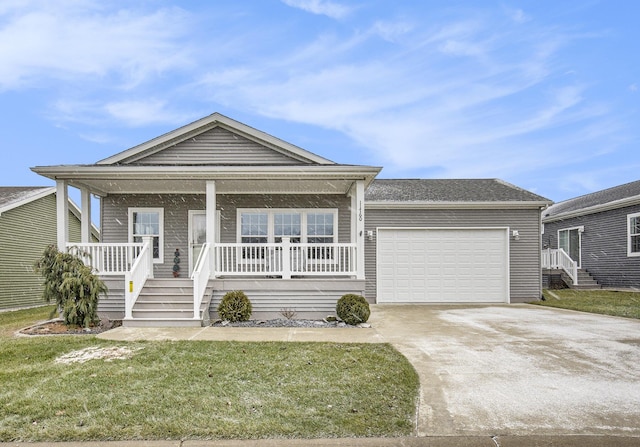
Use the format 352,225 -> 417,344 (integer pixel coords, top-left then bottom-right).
56,180 -> 69,251
206,181 -> 217,277
351,180 -> 365,280
80,187 -> 92,243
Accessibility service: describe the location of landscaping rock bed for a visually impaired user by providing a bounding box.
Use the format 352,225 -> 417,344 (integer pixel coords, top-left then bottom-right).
212,318 -> 371,328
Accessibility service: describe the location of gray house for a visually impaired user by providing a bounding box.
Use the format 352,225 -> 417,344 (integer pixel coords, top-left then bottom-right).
32,113 -> 551,326
542,179 -> 640,289
0,187 -> 98,310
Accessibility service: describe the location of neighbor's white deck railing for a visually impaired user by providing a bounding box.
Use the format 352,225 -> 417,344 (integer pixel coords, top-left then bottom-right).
124,237 -> 154,319
542,248 -> 578,285
67,242 -> 144,275
191,242 -> 211,320
214,238 -> 357,279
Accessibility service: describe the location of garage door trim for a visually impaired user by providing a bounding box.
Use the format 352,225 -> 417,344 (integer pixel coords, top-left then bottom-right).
376,227 -> 510,304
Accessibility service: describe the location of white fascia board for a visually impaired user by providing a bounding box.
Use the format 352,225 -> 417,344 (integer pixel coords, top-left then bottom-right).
543,195 -> 640,223
67,197 -> 100,237
365,201 -> 551,210
32,165 -> 382,181
97,113 -> 336,166
0,187 -> 55,215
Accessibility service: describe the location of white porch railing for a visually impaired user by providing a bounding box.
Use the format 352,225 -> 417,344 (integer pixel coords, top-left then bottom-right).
67,242 -> 144,275
542,248 -> 578,285
191,242 -> 211,319
214,238 -> 357,278
124,237 -> 154,319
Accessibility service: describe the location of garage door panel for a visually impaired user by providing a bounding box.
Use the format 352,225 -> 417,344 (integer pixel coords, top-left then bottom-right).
377,228 -> 508,303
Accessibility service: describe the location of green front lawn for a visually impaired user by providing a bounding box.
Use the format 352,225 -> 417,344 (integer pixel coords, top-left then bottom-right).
0,307 -> 419,442
534,289 -> 640,319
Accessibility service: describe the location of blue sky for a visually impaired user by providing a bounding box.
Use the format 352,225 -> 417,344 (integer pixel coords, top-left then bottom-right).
1,0 -> 638,205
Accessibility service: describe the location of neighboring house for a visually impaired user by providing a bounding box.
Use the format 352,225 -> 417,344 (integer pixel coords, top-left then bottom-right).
0,187 -> 98,310
542,179 -> 640,289
32,113 -> 551,326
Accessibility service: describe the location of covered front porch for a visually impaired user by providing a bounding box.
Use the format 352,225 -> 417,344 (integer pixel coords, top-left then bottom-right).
49,171 -> 373,326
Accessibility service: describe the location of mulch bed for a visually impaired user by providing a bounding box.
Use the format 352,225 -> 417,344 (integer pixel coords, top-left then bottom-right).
19,319 -> 122,336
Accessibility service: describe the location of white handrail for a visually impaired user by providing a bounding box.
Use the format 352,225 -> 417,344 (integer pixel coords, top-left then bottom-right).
124,237 -> 154,319
542,248 -> 578,285
67,242 -> 144,275
213,241 -> 357,277
191,242 -> 211,319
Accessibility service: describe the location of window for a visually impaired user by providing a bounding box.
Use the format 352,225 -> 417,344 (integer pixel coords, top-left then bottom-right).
129,208 -> 163,262
274,212 -> 301,243
628,213 -> 640,256
240,212 -> 268,244
238,209 -> 336,245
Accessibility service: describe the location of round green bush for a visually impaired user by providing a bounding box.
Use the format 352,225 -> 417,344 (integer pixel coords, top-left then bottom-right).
217,290 -> 252,322
336,293 -> 370,325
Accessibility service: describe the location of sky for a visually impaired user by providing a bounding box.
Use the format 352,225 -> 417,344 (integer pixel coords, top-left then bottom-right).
1,0 -> 639,206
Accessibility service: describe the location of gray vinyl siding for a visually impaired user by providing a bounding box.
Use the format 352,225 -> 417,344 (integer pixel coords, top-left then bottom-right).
0,194 -> 85,310
134,127 -> 307,165
542,204 -> 640,288
365,207 -> 544,303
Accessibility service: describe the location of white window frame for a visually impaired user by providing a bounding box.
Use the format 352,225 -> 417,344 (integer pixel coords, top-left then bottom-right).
628,212 -> 640,257
557,226 -> 583,268
128,207 -> 164,264
237,208 -> 338,244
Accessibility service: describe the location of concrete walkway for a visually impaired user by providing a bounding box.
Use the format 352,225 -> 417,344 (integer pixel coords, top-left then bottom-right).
94,304 -> 640,445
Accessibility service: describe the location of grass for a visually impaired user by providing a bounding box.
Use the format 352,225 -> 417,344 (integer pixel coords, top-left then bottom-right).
534,289 -> 640,319
0,307 -> 419,442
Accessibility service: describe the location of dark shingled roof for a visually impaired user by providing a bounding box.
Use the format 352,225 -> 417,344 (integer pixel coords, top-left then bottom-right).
543,179 -> 640,219
365,179 -> 550,203
0,186 -> 52,208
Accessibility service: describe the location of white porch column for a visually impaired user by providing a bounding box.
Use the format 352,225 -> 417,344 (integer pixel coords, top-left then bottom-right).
56,180 -> 69,250
351,180 -> 365,280
80,187 -> 92,243
206,181 -> 217,276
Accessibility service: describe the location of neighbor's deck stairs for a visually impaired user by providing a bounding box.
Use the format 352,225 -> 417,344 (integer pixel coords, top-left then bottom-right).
562,269 -> 602,290
124,278 -> 213,328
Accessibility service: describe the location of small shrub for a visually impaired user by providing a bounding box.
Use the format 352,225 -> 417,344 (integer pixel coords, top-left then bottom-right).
336,294 -> 370,325
217,290 -> 252,322
279,307 -> 297,320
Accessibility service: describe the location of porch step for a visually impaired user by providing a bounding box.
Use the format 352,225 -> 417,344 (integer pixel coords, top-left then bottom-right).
562,269 -> 602,290
123,278 -> 213,328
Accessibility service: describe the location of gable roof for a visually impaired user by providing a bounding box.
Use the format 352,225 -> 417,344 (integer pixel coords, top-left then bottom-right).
98,112 -> 335,166
366,179 -> 551,209
0,187 -> 55,215
543,179 -> 640,222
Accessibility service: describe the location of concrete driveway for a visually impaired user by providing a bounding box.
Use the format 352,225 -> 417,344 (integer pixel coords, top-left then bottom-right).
368,304 -> 640,438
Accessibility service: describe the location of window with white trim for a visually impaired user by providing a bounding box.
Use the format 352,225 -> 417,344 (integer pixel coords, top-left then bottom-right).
628,212 -> 640,256
129,208 -> 164,262
238,209 -> 336,244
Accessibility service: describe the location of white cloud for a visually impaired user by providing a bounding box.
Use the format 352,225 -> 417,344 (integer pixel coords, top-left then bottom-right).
281,0 -> 352,20
104,99 -> 195,127
0,2 -> 192,90
197,10 -> 620,182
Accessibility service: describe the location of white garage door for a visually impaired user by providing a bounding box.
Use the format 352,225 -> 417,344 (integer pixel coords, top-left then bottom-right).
377,228 -> 509,303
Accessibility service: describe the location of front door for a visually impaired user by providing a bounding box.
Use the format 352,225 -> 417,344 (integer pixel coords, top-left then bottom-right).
558,227 -> 582,267
188,210 -> 207,275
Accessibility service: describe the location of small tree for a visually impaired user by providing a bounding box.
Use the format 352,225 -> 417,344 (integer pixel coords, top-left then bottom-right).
34,245 -> 107,328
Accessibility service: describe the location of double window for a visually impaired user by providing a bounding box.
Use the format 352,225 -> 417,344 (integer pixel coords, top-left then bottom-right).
129,208 -> 164,262
239,209 -> 336,246
628,213 -> 640,257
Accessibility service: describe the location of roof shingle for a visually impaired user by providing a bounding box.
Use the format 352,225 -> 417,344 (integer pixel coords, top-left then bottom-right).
365,179 -> 550,203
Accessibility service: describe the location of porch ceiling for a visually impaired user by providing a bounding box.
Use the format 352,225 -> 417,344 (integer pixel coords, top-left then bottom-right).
31,165 -> 381,196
